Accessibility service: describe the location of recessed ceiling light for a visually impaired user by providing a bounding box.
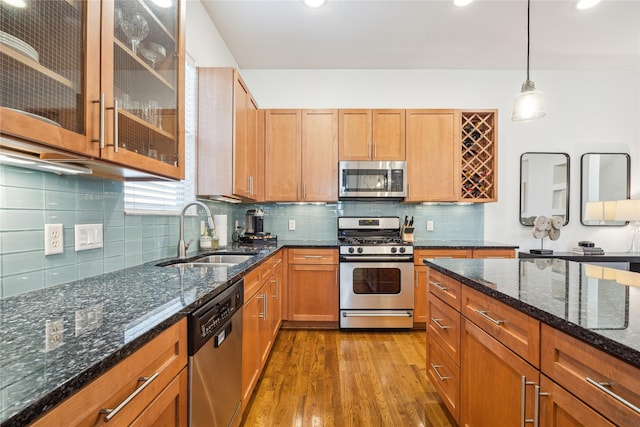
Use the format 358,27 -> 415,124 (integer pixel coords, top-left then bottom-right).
454,0 -> 474,7
304,0 -> 327,8
576,0 -> 602,9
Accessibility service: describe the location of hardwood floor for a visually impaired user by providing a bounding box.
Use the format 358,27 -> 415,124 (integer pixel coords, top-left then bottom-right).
241,329 -> 456,427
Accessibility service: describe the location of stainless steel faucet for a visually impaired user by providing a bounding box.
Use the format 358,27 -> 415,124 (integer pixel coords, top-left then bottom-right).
178,201 -> 215,258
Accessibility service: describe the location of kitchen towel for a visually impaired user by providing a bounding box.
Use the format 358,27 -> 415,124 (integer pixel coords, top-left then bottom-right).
214,214 -> 227,247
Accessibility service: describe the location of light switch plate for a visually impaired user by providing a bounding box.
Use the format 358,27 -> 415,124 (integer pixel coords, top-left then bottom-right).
75,224 -> 103,251
427,220 -> 434,231
288,219 -> 296,231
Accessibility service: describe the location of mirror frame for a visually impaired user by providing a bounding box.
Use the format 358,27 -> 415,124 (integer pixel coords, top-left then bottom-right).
580,152 -> 630,226
519,152 -> 570,227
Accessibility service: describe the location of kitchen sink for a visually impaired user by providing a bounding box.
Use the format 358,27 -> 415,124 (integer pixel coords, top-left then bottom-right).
192,254 -> 254,264
157,253 -> 255,268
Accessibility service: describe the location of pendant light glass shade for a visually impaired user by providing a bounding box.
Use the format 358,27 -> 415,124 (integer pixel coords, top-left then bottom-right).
512,0 -> 545,122
512,80 -> 545,121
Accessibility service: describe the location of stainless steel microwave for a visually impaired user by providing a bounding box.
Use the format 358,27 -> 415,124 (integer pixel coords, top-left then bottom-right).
339,161 -> 406,199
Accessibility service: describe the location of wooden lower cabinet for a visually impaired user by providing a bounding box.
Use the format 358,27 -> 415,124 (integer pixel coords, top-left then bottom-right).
460,319 -> 539,427
414,248 -> 513,325
241,252 -> 284,412
30,319 -> 187,427
130,368 -> 188,427
538,375 -> 616,427
287,249 -> 338,322
414,265 -> 428,324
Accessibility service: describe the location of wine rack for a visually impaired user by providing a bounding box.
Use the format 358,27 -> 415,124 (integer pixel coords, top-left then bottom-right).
460,111 -> 497,202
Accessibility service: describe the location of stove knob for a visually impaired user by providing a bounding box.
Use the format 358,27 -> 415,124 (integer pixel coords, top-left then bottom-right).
399,247 -> 406,253
348,247 -> 355,254
357,247 -> 363,254
390,247 -> 397,253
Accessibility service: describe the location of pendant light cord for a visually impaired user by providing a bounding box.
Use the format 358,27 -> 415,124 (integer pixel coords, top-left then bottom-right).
526,0 -> 531,81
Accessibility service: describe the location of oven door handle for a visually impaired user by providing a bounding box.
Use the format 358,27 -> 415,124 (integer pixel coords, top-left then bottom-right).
340,255 -> 414,262
342,312 -> 413,317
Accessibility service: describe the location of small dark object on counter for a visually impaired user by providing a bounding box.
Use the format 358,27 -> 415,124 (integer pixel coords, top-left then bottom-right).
238,235 -> 277,246
578,241 -> 596,247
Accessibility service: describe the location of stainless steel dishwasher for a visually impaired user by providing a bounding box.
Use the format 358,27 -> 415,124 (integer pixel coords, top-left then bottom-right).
189,278 -> 244,427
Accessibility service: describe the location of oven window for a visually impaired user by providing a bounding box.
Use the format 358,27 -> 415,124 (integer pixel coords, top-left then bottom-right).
352,268 -> 401,294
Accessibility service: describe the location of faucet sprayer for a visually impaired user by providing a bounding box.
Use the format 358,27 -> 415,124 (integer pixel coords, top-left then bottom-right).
178,201 -> 215,258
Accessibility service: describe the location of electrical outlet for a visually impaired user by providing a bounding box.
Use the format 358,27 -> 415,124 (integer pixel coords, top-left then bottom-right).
44,224 -> 64,255
288,219 -> 296,231
45,318 -> 64,352
427,220 -> 434,231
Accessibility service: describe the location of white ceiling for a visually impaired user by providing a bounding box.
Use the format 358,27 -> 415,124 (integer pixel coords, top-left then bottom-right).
199,0 -> 640,71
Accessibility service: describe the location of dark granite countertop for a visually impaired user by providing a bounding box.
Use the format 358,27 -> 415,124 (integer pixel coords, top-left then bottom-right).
0,239 -> 342,426
414,240 -> 519,250
423,258 -> 640,369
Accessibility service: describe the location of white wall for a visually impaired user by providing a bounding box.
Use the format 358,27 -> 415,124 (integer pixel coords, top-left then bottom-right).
186,1 -> 640,253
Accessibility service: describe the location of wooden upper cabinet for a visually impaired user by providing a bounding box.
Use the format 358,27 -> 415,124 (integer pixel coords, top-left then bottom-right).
406,110 -> 459,202
339,109 -> 372,160
301,109 -> 338,201
1,0 -> 186,180
1,0 -> 101,157
197,68 -> 259,200
339,109 -> 405,160
372,109 -> 405,160
265,109 -> 301,201
265,109 -> 338,202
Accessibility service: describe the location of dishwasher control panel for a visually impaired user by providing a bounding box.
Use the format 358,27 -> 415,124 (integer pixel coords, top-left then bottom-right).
188,278 -> 244,355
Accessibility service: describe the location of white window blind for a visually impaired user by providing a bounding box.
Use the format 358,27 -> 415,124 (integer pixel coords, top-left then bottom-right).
124,57 -> 197,215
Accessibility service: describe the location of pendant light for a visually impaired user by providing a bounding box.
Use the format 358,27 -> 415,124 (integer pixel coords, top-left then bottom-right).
512,0 -> 545,122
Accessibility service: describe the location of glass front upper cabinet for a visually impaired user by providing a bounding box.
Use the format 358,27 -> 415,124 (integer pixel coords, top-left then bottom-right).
0,0 -> 184,180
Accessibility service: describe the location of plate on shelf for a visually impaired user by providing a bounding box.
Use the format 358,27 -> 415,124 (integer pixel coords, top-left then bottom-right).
0,31 -> 39,63
4,107 -> 61,127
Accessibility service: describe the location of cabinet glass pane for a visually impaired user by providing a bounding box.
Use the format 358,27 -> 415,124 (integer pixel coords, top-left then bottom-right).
113,0 -> 178,165
1,0 -> 85,133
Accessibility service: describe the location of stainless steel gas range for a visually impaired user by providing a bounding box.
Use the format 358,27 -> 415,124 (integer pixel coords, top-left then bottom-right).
338,216 -> 414,328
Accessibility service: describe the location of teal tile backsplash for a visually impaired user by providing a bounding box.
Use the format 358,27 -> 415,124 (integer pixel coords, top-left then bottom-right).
1,163 -> 484,298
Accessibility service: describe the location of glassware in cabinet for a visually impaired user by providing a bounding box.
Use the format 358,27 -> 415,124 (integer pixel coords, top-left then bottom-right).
0,0 -> 101,155
103,0 -> 184,179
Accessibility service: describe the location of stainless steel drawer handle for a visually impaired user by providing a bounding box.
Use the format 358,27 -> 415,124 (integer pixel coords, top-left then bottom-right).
304,255 -> 323,259
431,318 -> 452,329
429,281 -> 449,291
430,364 -> 451,381
586,377 -> 640,414
100,372 -> 159,421
475,309 -> 505,325
521,376 -> 536,427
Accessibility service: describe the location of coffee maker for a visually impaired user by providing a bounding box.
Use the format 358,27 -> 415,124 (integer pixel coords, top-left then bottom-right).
245,209 -> 265,235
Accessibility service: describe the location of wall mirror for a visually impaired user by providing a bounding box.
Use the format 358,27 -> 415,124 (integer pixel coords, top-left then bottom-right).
519,152 -> 570,226
580,153 -> 630,226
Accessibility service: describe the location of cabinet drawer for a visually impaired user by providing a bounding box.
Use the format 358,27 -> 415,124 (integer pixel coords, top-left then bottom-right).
427,268 -> 462,311
539,375 -> 616,427
271,250 -> 284,271
462,286 -> 540,367
426,339 -> 460,423
288,248 -> 337,265
414,249 -> 471,265
471,249 -> 515,259
427,292 -> 461,365
244,266 -> 263,300
541,324 -> 640,426
31,319 -> 187,427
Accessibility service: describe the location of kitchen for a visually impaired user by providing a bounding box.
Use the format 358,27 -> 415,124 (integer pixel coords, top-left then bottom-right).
1,0 -> 639,426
